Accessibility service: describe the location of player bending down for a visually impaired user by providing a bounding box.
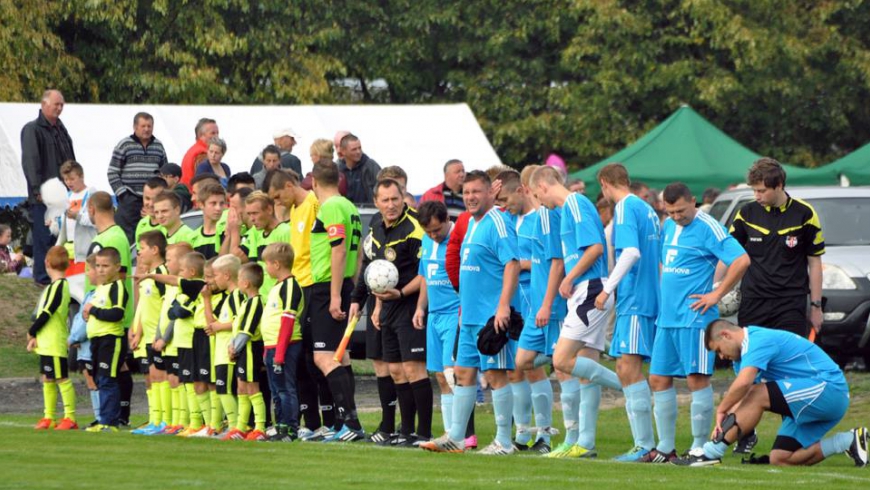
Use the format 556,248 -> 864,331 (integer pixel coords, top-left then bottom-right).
676,319 -> 867,467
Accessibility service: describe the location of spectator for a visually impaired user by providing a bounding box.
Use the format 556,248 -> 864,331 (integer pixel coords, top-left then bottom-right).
698,187 -> 721,213
337,133 -> 381,205
301,142 -> 348,196
567,179 -> 586,194
250,128 -> 302,176
158,163 -> 192,213
20,89 -> 75,285
107,112 -> 169,243
309,138 -> 334,163
253,145 -> 281,191
195,137 -> 232,187
56,161 -> 97,270
0,224 -> 24,274
333,131 -> 350,161
421,159 -> 465,211
180,118 -> 218,186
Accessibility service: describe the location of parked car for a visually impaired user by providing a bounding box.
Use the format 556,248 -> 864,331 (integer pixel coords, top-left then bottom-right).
709,186 -> 870,366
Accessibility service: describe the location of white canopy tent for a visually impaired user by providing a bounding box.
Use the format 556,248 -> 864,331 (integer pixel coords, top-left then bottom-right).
0,103 -> 501,206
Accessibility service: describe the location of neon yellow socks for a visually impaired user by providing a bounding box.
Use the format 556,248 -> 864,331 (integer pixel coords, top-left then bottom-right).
237,394 -> 251,431
43,382 -> 57,420
250,392 -> 266,432
57,379 -> 76,422
185,384 -> 202,429
220,394 -> 238,429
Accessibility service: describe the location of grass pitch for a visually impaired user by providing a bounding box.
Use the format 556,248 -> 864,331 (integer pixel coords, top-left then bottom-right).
2,401 -> 869,489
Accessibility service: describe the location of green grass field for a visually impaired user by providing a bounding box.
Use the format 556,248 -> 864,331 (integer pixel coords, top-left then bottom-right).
2,400 -> 869,489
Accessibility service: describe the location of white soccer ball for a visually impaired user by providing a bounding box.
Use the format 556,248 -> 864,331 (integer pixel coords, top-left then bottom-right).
715,281 -> 741,317
363,233 -> 374,260
365,259 -> 399,294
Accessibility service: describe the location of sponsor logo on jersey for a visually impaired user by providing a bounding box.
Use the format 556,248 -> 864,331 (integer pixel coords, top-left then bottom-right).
665,249 -> 678,266
749,236 -> 762,242
427,263 -> 439,278
411,347 -> 424,353
385,247 -> 397,262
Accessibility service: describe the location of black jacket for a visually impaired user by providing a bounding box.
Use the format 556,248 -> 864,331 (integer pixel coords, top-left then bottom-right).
20,110 -> 76,202
337,153 -> 381,205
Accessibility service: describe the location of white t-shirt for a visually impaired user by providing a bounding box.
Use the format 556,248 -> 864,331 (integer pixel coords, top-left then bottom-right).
67,189 -> 88,239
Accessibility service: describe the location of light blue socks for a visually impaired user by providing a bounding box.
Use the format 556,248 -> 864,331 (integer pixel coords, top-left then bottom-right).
578,383 -> 600,449
571,356 -> 622,391
624,380 -> 655,450
441,393 -> 453,435
560,379 -> 581,446
691,386 -> 714,449
530,379 -> 554,444
653,388 -> 678,453
511,380 -> 533,445
492,386 -> 514,448
448,385 -> 476,442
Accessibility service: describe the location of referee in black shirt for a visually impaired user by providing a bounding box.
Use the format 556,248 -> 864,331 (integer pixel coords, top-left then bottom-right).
729,158 -> 824,338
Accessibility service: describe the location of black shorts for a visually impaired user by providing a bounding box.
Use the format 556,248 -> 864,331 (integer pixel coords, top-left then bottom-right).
164,356 -> 179,377
309,279 -> 353,353
90,335 -> 124,379
147,345 -> 165,371
381,296 -> 426,363
738,295 -> 810,337
214,364 -> 238,395
137,355 -> 151,374
39,355 -> 69,380
236,340 -> 264,383
177,347 -> 196,383
365,296 -> 382,360
301,286 -> 313,350
78,359 -> 95,376
192,329 -> 214,383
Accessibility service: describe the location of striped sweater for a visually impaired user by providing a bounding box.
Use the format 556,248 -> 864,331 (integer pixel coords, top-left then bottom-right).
108,134 -> 168,197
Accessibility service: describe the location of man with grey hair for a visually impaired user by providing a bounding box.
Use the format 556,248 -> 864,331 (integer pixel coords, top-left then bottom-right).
336,133 -> 381,205
250,128 -> 302,176
108,112 -> 169,242
181,117 -> 219,186
421,159 -> 466,211
21,89 -> 76,285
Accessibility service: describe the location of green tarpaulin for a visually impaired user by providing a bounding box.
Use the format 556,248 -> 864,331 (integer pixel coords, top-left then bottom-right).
569,105 -> 839,200
822,141 -> 870,186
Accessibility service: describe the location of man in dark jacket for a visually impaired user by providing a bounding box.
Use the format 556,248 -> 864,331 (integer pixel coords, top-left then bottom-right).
20,89 -> 76,285
337,133 -> 381,205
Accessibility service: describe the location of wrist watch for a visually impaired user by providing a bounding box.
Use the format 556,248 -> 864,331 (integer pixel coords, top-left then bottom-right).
810,300 -> 823,309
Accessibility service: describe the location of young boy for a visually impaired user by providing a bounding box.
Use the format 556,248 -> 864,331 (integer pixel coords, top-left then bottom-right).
152,191 -> 196,245
83,247 -> 129,432
159,163 -> 192,213
192,183 -> 228,259
28,246 -> 74,430
69,253 -> 101,428
151,243 -> 193,435
131,230 -> 170,435
57,160 -> 97,274
223,262 -> 267,441
142,251 -> 207,437
261,242 -> 305,442
135,177 -> 168,251
205,255 -> 244,435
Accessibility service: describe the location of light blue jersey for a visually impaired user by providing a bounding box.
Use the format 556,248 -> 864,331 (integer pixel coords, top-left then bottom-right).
612,194 -> 660,317
459,208 -> 519,326
561,193 -> 608,284
737,327 -> 847,390
658,212 -> 745,329
514,209 -> 537,318
419,225 -> 460,314
530,206 -> 567,319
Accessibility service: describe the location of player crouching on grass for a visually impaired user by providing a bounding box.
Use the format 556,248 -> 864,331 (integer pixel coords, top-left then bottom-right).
28,246 -> 75,430
261,242 -> 305,442
675,319 -> 868,467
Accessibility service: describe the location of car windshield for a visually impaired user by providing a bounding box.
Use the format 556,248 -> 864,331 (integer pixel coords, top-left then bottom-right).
809,197 -> 870,246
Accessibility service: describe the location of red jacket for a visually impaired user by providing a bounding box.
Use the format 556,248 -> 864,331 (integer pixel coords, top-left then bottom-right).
445,211 -> 472,291
180,140 -> 208,186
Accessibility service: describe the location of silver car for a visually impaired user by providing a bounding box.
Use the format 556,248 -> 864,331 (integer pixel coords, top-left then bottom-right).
709,186 -> 870,366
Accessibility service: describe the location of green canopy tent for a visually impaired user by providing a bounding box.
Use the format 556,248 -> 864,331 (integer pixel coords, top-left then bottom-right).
820,141 -> 870,186
569,105 -> 838,200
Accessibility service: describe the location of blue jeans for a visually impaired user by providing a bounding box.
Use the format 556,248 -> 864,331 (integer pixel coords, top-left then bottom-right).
29,203 -> 52,285
97,374 -> 120,427
264,342 -> 302,429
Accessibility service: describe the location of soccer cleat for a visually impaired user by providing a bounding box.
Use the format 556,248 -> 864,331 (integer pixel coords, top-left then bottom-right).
733,430 -> 758,454
513,440 -> 531,451
325,425 -> 366,443
176,426 -> 200,437
187,426 -> 216,438
85,420 -> 100,430
847,427 -> 868,467
613,446 -> 651,462
245,429 -> 267,441
267,425 -> 296,443
265,425 -> 278,438
556,444 -> 597,459
464,435 -> 478,450
221,428 -> 248,441
131,423 -> 158,435
529,439 -> 551,455
85,424 -> 106,433
673,447 -> 721,467
297,428 -> 314,440
639,449 -> 678,463
34,418 -> 55,430
368,429 -> 393,446
142,422 -> 167,435
546,442 -> 572,458
100,425 -> 120,433
54,418 -> 79,431
301,426 -> 334,442
161,424 -> 184,435
420,434 -> 465,453
479,440 -> 516,455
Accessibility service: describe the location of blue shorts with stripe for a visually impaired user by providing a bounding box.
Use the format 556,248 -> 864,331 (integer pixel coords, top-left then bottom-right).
608,314 -> 655,359
456,323 -> 516,372
649,327 -> 714,377
426,311 -> 459,372
775,379 -> 850,448
518,318 -> 561,356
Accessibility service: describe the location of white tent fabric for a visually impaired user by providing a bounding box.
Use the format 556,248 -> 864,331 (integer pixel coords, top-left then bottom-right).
0,103 -> 501,206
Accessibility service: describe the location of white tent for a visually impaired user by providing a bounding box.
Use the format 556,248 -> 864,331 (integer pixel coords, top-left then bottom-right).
0,103 -> 502,206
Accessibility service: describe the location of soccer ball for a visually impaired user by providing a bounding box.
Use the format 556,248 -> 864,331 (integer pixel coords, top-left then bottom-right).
363,233 -> 374,260
715,281 -> 741,317
365,259 -> 399,294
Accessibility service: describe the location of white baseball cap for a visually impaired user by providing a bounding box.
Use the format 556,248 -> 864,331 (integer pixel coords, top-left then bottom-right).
273,128 -> 300,139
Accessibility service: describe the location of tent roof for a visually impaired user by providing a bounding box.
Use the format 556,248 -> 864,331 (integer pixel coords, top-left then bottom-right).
569,105 -> 838,199
822,141 -> 870,186
0,103 -> 502,206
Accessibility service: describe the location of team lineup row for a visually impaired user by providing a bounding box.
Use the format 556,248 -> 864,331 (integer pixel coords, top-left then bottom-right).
26,158 -> 869,467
